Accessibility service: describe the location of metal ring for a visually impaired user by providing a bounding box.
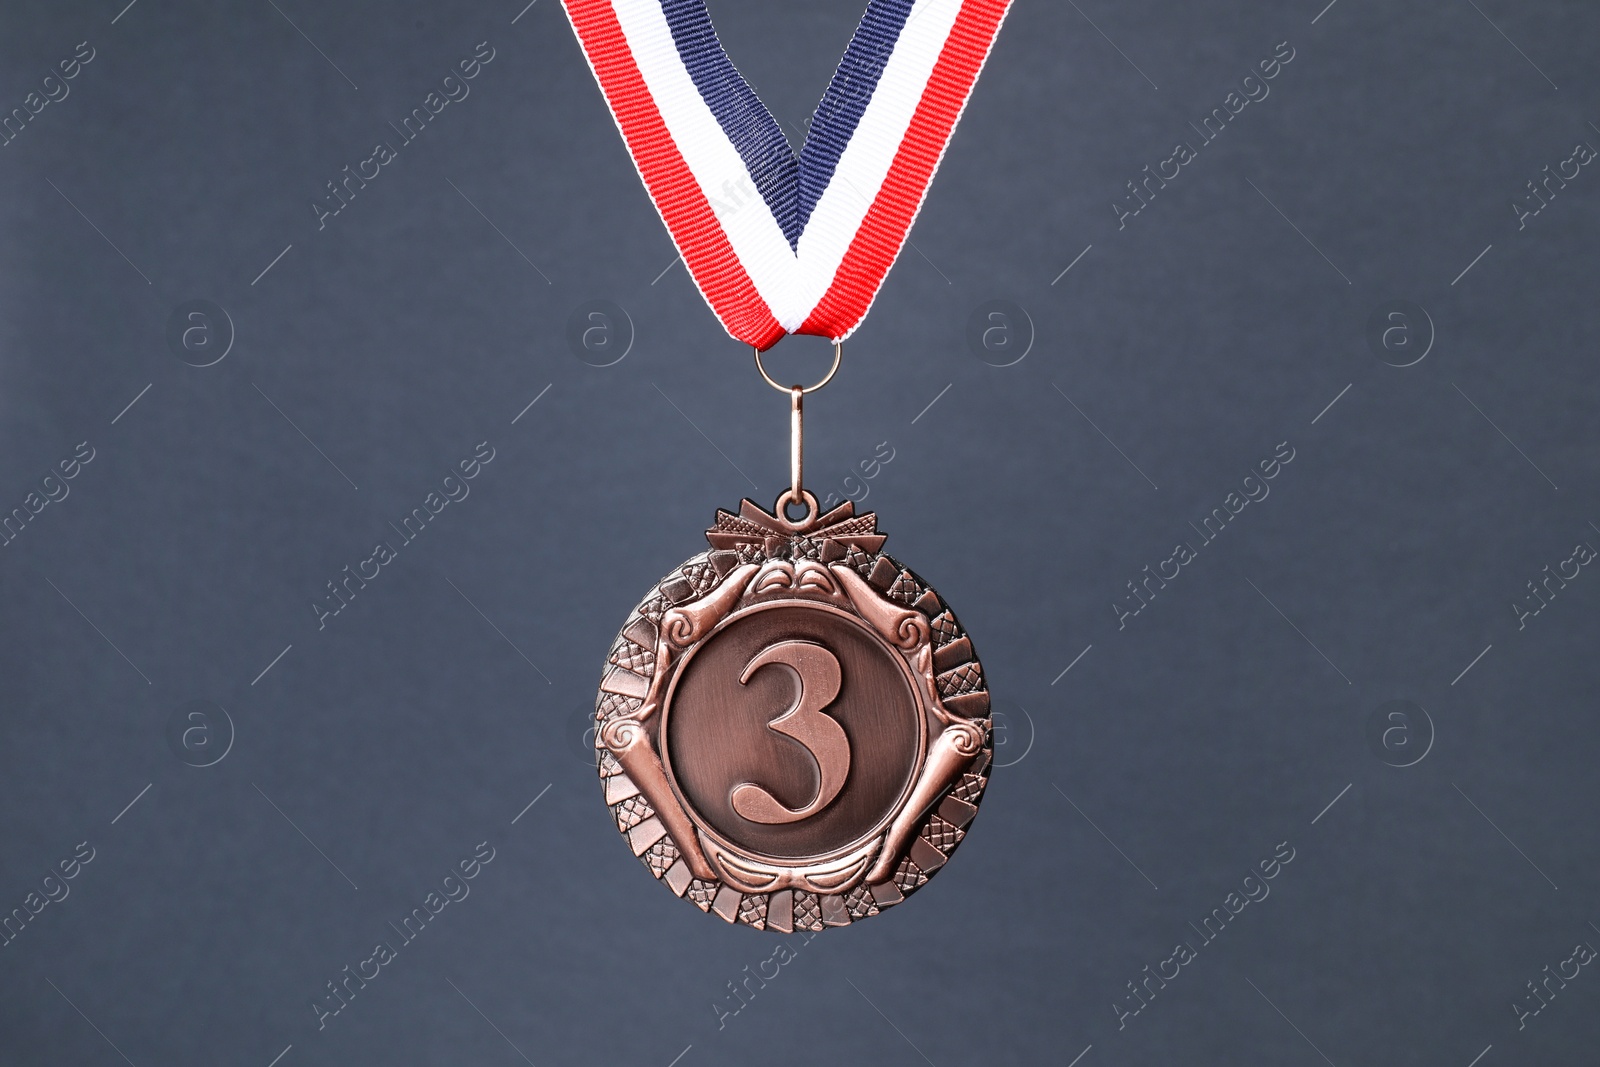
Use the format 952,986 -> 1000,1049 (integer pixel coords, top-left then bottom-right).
774,488 -> 820,530
753,341 -> 842,395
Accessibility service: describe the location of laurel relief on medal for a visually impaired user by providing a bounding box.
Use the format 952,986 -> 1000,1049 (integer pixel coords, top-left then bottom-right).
594,497 -> 992,931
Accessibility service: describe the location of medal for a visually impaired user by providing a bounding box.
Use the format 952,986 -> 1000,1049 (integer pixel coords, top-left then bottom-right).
564,0 -> 1012,928
597,361 -> 992,930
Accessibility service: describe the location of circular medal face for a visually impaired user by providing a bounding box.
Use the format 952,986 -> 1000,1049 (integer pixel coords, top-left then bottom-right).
593,497 -> 992,931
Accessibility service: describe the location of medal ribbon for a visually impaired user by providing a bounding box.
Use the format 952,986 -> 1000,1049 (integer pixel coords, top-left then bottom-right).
561,0 -> 1013,350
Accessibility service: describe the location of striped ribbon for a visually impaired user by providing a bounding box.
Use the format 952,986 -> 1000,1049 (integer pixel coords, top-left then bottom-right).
561,0 -> 1013,350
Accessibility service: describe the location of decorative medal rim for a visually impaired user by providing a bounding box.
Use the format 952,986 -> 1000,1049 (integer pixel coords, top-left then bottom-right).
658,597 -> 930,867
593,496 -> 992,932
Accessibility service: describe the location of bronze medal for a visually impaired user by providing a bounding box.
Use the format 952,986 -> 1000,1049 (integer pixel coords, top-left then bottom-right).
563,0 -> 1013,932
593,352 -> 993,930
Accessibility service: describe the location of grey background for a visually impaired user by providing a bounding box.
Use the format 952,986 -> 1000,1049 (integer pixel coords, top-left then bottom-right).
0,0 -> 1596,1064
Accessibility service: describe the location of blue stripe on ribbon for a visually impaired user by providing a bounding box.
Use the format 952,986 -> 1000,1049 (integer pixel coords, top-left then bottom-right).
797,0 -> 914,233
656,0 -> 914,251
659,0 -> 799,243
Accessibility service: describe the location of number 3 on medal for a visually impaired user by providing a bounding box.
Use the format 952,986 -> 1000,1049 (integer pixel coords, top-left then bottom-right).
731,640 -> 850,825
